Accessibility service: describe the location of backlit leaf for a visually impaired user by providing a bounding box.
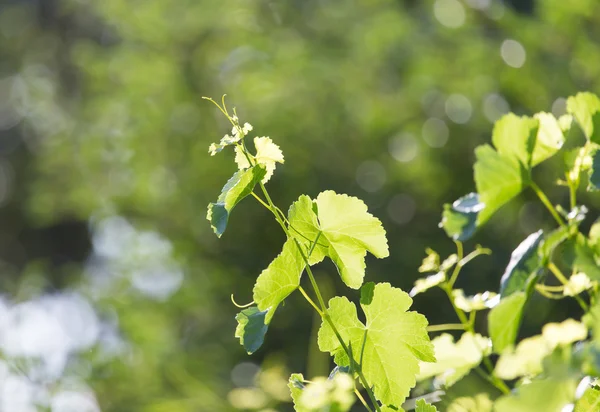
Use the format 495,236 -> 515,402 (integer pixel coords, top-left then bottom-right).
575,385 -> 600,412
318,282 -> 434,406
415,399 -> 438,412
288,372 -> 355,412
532,112 -> 566,166
207,165 -> 266,237
499,231 -> 543,298
491,113 -> 538,167
474,145 -> 525,225
493,379 -> 577,412
567,92 -> 600,142
253,238 -> 305,323
417,332 -> 491,387
488,292 -> 527,353
235,306 -> 269,355
288,191 -> 388,289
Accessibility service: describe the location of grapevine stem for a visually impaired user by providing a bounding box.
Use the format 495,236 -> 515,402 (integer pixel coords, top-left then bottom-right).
426,323 -> 465,332
530,181 -> 566,227
298,286 -> 323,316
355,389 -> 374,412
548,262 -> 588,311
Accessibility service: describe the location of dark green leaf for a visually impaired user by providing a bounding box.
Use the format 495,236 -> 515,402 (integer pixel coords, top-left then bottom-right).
500,230 -> 543,297
587,147 -> 600,191
234,306 -> 269,355
488,292 -> 527,353
439,193 -> 482,241
206,165 -> 266,237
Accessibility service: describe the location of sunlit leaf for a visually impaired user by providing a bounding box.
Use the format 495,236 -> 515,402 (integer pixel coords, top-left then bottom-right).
419,248 -> 441,273
474,145 -> 525,225
532,112 -> 566,166
253,238 -> 305,323
288,372 -> 355,412
207,165 -> 266,237
493,379 -> 577,412
410,272 -> 446,297
575,385 -> 600,412
491,113 -> 538,167
452,289 -> 497,312
318,282 -> 434,406
288,195 -> 328,265
488,292 -> 526,353
542,319 -> 588,347
564,272 -> 594,296
236,137 -> 285,183
567,92 -> 600,142
437,372 -> 499,412
564,234 -> 600,281
288,191 -> 389,289
235,306 -> 269,355
440,192 -> 483,241
417,332 -> 491,387
495,335 -> 549,380
414,399 -> 438,412
499,230 -> 543,298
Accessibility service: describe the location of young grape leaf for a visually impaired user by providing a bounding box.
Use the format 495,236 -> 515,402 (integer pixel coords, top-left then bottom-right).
488,292 -> 527,353
417,332 -> 491,387
289,191 -> 389,289
575,385 -> 600,412
539,226 -> 569,265
532,112 -> 566,166
318,282 -> 434,406
437,371 -> 499,412
564,272 -> 594,296
474,145 -> 526,225
288,195 -> 328,265
207,165 -> 266,237
410,272 -> 446,297
494,335 -> 548,380
563,234 -> 600,281
439,193 -> 483,241
567,92 -> 600,142
235,306 -> 269,355
493,379 -> 577,412
253,238 -> 305,323
587,147 -> 600,191
288,372 -> 355,412
499,230 -> 544,297
415,399 -> 438,412
491,113 -> 538,167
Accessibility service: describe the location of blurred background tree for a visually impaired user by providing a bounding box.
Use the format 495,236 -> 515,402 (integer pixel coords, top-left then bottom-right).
0,0 -> 599,411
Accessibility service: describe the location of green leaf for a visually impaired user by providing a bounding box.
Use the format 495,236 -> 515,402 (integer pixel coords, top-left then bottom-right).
493,379 -> 577,412
289,191 -> 389,289
318,282 -> 434,406
474,145 -> 525,225
235,306 -> 269,355
417,332 -> 491,387
564,234 -> 600,281
419,248 -> 441,273
288,372 -> 355,412
288,195 -> 328,265
491,113 -> 538,167
494,335 -> 548,380
499,230 -> 543,298
437,371 -> 499,412
567,92 -> 600,142
207,165 -> 266,237
253,238 -> 305,323
532,112 -> 566,166
415,399 -> 438,412
539,226 -> 569,265
588,147 -> 600,191
575,385 -> 600,412
440,193 -> 482,241
410,272 -> 446,297
488,292 -> 527,353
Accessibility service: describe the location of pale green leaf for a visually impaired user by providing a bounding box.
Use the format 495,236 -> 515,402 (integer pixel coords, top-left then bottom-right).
532,112 -> 566,166
495,335 -> 549,380
452,289 -> 498,312
417,332 -> 491,387
564,234 -> 600,281
438,372 -> 499,412
539,226 -> 569,265
415,399 -> 438,412
474,145 -> 525,225
410,272 -> 445,297
493,379 -> 577,412
575,386 -> 600,412
235,306 -> 269,355
440,193 -> 483,241
318,282 -> 434,406
207,165 -> 266,237
253,238 -> 305,323
419,248 -> 441,273
564,272 -> 594,296
288,195 -> 328,265
567,92 -> 600,142
288,191 -> 389,289
491,113 -> 538,167
288,373 -> 355,412
499,231 -> 543,298
488,292 -> 526,353
542,319 -> 588,347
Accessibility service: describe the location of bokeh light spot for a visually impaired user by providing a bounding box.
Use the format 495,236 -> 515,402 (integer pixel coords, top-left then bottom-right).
387,194 -> 417,225
445,94 -> 473,124
356,160 -> 386,192
434,0 -> 466,28
501,39 -> 526,68
422,118 -> 449,148
389,133 -> 419,163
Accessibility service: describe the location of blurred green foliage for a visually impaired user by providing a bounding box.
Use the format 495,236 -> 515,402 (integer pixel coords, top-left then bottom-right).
1,0 -> 600,410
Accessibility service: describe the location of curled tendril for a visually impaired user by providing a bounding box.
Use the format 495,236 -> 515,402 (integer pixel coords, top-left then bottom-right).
230,294 -> 255,308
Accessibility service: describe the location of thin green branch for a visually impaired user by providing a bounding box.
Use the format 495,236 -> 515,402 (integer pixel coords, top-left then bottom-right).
354,389 -> 374,412
426,323 -> 465,333
530,181 -> 566,227
548,262 -> 588,311
298,286 -> 323,317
